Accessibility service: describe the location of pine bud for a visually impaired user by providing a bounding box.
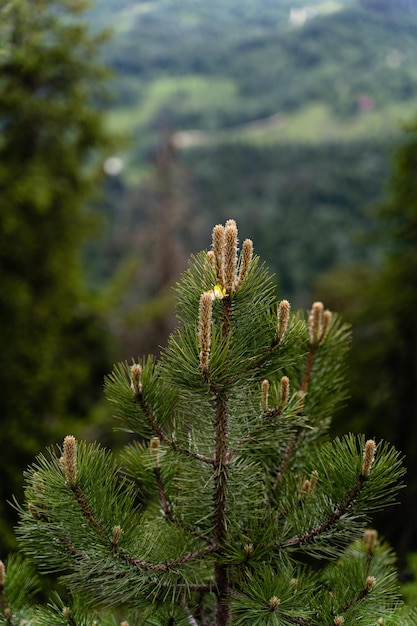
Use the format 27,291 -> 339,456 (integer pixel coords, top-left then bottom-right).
244,544 -> 253,560
62,607 -> 71,620
198,291 -> 213,373
303,470 -> 319,494
237,238 -> 253,285
320,309 -> 332,343
309,301 -> 323,344
366,576 -> 376,590
150,437 -> 160,467
120,622 -> 130,626
362,439 -> 376,477
261,379 -> 269,411
290,578 -> 298,593
212,224 -> 225,286
0,560 -> 5,588
363,529 -> 378,553
280,376 -> 290,406
277,300 -> 291,341
334,618 -> 344,625
224,219 -> 238,293
207,250 -> 215,269
377,619 -> 384,625
268,596 -> 280,612
112,525 -> 122,546
62,435 -> 77,486
130,363 -> 142,396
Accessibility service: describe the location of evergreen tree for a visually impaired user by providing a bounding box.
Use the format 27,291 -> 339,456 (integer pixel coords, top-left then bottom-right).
0,0 -> 113,548
2,221 -> 415,625
316,120 -> 417,561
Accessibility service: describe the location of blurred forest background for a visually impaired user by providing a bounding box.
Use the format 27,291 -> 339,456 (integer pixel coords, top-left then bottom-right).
1,0 -> 417,593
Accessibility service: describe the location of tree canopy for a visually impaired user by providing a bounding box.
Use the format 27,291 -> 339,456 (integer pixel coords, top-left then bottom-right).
0,0 -> 114,549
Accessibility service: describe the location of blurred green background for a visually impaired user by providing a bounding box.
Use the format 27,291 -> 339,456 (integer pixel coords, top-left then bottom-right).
1,0 -> 417,597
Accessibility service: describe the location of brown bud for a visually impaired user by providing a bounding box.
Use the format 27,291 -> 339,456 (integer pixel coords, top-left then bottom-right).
319,309 -> 332,343
237,238 -> 253,285
150,437 -> 161,467
130,363 -> 142,396
268,596 -> 280,611
62,607 -> 71,620
362,439 -> 376,477
244,544 -> 253,560
224,219 -> 238,293
212,224 -> 225,286
309,301 -> 323,344
366,576 -> 376,590
277,300 -> 291,340
62,436 -> 77,486
363,529 -> 378,553
261,380 -> 269,411
280,376 -> 290,406
303,470 -> 319,494
112,525 -> 122,546
207,250 -> 216,269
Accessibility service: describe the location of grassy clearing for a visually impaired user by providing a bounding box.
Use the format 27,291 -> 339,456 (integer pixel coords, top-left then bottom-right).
241,101 -> 415,145
172,100 -> 416,149
106,75 -> 239,134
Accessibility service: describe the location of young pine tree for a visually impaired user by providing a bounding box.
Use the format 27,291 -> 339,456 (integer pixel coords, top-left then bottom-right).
2,221 -> 416,625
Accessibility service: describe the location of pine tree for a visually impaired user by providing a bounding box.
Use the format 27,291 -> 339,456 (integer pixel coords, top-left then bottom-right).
2,221 -> 416,625
0,0 -> 113,549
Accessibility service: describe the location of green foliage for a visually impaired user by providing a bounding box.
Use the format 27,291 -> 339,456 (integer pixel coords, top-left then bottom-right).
317,119 -> 417,560
0,0 -> 114,550
93,0 -> 417,143
6,221 -> 415,624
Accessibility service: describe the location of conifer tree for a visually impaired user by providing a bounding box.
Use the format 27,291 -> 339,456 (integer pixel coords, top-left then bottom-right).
0,0 -> 113,548
3,221 -> 416,625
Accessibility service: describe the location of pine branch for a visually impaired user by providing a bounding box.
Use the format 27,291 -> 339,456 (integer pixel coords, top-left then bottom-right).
153,466 -> 215,546
227,405 -> 283,461
135,391 -> 215,465
270,337 -> 321,500
212,389 -> 230,626
70,484 -> 108,540
339,580 -> 374,613
121,543 -> 217,572
280,473 -> 367,548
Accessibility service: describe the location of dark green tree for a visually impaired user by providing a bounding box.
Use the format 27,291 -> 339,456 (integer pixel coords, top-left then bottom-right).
317,120 -> 417,561
0,0 -> 113,549
1,221 -> 415,625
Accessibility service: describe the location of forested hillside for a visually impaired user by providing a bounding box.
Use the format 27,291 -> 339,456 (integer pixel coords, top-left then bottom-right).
84,0 -> 417,318
93,0 -> 417,151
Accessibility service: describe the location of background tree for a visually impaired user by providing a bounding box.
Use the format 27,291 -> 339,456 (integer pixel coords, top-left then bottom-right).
0,0 -> 114,550
317,119 -> 417,563
3,221 -> 415,625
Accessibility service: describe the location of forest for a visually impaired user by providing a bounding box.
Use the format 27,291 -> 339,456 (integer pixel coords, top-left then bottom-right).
2,0 -> 417,617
